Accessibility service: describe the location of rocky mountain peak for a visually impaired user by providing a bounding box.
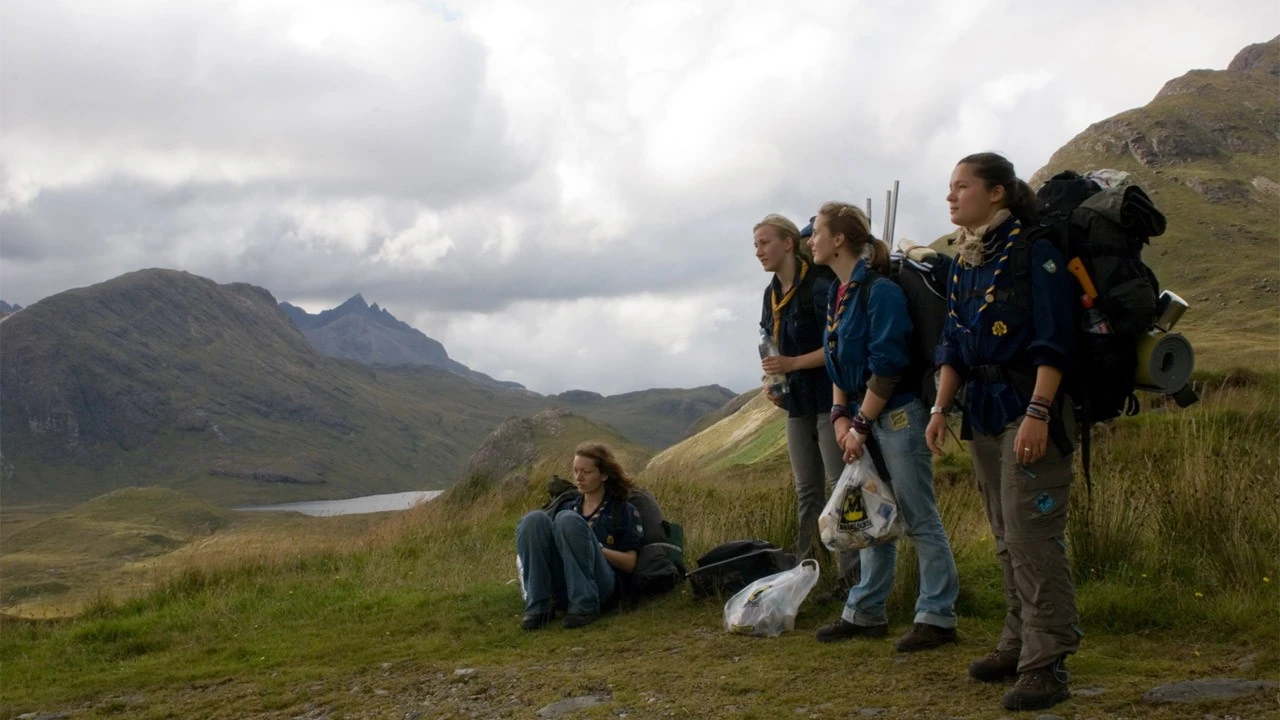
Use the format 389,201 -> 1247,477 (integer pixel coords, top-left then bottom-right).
1227,35 -> 1280,76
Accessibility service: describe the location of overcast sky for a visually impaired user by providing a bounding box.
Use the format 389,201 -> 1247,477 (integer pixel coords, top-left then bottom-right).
2,1 -> 1275,395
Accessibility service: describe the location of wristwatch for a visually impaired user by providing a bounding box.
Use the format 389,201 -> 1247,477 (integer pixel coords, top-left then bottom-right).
930,405 -> 948,416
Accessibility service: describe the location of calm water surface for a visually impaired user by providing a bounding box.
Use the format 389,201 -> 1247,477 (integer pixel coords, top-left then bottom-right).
237,490 -> 442,517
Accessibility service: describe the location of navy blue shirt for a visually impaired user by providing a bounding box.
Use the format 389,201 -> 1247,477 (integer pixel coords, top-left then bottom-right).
760,262 -> 837,418
823,259 -> 917,417
936,217 -> 1077,436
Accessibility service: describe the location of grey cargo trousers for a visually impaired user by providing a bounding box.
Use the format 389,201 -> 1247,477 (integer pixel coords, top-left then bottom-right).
970,409 -> 1081,672
787,413 -> 860,585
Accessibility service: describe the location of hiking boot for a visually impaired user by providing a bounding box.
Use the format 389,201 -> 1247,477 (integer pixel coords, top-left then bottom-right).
561,611 -> 599,629
1002,657 -> 1071,711
814,618 -> 888,643
968,648 -> 1020,683
520,610 -> 555,631
894,623 -> 957,652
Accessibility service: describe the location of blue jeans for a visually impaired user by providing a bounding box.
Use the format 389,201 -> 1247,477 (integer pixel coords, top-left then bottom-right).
516,510 -> 616,615
842,399 -> 959,628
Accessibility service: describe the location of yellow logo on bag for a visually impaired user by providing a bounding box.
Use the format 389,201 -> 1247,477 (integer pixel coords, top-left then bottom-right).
992,321 -> 1008,337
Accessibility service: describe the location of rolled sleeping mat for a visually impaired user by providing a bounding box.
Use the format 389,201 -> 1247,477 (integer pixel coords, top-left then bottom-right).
1135,330 -> 1195,393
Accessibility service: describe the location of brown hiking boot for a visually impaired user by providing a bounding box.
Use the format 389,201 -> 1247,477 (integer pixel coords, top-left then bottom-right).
894,623 -> 957,652
1002,657 -> 1071,711
968,648 -> 1020,683
814,618 -> 888,643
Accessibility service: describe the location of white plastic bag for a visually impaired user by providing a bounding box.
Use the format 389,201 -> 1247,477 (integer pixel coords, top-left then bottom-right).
723,559 -> 820,637
818,454 -> 904,552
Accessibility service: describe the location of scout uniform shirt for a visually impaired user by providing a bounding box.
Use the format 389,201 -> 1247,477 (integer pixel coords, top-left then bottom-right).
564,495 -> 644,582
823,258 -> 916,417
760,260 -> 838,418
935,216 -> 1076,436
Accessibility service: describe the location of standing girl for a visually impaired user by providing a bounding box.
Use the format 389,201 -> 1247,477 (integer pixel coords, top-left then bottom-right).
927,153 -> 1078,712
808,202 -> 959,653
754,214 -> 857,590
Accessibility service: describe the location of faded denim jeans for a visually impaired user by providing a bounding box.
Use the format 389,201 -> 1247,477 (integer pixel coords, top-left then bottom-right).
516,510 -> 615,615
843,399 -> 960,628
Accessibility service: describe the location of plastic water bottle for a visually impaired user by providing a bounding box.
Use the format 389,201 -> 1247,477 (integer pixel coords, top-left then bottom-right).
758,327 -> 790,396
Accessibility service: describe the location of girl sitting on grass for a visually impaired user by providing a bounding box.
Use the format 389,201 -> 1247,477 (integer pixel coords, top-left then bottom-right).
515,442 -> 644,630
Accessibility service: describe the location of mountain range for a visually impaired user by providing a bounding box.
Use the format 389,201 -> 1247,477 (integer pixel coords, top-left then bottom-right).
0,271 -> 736,506
279,295 -> 524,389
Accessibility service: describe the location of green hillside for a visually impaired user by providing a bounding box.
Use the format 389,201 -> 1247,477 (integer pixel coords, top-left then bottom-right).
552,385 -> 738,449
1029,36 -> 1280,371
646,391 -> 789,475
0,269 -> 551,507
2,375 -> 1275,718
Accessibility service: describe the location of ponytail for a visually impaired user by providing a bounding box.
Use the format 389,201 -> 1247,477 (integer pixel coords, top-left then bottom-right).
1007,179 -> 1039,225
866,238 -> 891,275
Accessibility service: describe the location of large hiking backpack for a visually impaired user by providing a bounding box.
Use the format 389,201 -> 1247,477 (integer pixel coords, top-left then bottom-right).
857,248 -> 954,408
1018,170 -> 1184,422
1012,170 -> 1197,486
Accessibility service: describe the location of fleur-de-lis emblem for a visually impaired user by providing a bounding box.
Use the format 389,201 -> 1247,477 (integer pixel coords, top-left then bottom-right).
992,321 -> 1008,337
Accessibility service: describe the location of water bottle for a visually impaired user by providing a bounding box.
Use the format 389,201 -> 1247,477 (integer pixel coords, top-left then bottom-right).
758,327 -> 789,396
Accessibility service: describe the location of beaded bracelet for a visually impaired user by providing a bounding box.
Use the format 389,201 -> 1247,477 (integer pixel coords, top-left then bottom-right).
851,413 -> 873,436
1025,404 -> 1051,422
1031,394 -> 1054,408
829,404 -> 852,425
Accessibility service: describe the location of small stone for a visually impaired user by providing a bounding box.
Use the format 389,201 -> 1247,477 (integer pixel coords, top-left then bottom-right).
380,662 -> 394,670
537,695 -> 605,718
1074,686 -> 1106,697
454,668 -> 476,676
1238,654 -> 1257,671
1033,714 -> 1064,720
794,707 -> 808,715
373,689 -> 389,696
1143,678 -> 1280,704
859,709 -> 887,717
570,647 -> 586,653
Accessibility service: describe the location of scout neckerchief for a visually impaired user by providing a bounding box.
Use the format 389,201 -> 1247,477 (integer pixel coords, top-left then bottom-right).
948,218 -> 1021,335
770,259 -> 810,345
825,262 -> 863,359
576,495 -> 609,528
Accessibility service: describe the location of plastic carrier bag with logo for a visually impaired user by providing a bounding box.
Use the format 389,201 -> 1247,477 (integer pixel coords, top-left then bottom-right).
722,559 -> 820,637
818,454 -> 905,552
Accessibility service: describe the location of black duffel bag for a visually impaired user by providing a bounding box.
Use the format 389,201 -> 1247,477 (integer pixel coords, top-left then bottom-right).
687,539 -> 796,599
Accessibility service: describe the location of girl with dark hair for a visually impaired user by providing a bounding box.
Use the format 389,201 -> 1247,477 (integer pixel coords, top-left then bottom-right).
753,213 -> 858,592
927,153 -> 1078,712
515,442 -> 644,630
808,201 -> 960,653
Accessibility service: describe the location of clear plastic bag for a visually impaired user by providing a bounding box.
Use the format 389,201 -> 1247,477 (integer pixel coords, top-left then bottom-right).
818,454 -> 904,552
723,559 -> 820,637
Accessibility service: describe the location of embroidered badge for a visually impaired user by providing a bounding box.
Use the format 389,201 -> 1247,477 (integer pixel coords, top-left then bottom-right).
1034,492 -> 1055,514
890,408 -> 909,431
606,534 -> 614,545
992,320 -> 1008,337
1043,259 -> 1057,273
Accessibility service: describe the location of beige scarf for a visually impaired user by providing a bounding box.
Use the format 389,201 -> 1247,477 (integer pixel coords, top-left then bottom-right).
954,209 -> 1012,266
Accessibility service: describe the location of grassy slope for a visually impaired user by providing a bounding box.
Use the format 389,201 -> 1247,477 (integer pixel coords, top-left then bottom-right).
553,385 -> 739,450
1028,46 -> 1280,373
2,376 -> 1276,719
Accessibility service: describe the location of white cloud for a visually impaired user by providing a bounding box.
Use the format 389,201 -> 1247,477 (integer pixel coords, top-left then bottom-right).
2,0 -> 1276,394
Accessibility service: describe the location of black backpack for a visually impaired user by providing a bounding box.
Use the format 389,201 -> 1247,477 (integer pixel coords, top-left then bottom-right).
857,249 -> 954,408
687,539 -> 796,598
1010,171 -> 1197,485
